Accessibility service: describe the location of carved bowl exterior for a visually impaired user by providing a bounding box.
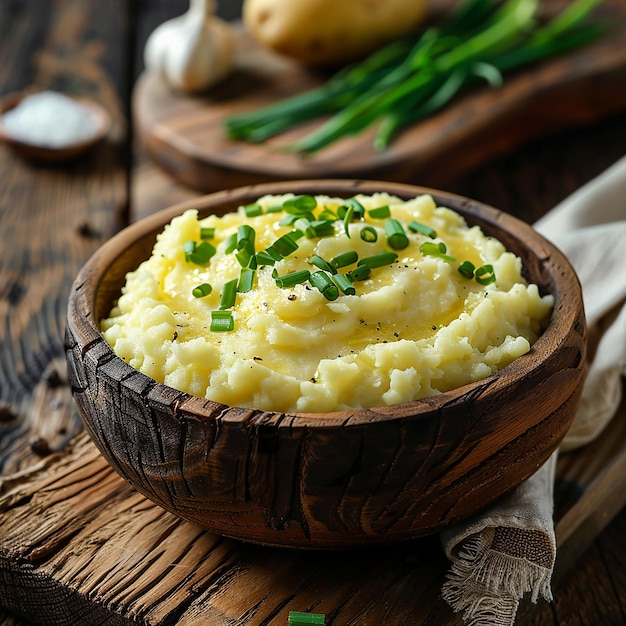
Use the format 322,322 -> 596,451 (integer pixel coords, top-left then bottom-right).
65,179 -> 586,548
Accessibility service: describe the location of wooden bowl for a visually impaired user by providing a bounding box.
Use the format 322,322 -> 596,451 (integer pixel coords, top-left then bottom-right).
0,90 -> 110,163
65,179 -> 586,549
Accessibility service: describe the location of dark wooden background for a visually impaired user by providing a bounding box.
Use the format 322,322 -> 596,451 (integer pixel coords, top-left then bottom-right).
0,1 -> 625,624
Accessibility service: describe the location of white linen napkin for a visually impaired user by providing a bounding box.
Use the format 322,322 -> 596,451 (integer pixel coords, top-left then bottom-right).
441,154 -> 626,625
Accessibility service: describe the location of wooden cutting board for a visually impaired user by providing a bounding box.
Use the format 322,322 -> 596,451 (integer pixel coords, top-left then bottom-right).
133,0 -> 626,193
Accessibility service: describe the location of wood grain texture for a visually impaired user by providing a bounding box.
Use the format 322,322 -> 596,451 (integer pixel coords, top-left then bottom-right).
65,179 -> 585,548
0,0 -> 129,475
133,0 -> 626,193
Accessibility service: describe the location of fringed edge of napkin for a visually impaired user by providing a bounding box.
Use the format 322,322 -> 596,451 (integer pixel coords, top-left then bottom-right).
442,527 -> 554,626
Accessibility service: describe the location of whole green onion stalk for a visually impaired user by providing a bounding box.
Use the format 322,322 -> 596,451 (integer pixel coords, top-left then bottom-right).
224,0 -> 605,153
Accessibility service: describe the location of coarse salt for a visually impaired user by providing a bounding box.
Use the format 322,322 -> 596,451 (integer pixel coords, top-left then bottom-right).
1,91 -> 98,148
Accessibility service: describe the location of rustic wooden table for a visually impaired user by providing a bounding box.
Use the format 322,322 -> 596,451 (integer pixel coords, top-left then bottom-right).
1,1 -> 625,625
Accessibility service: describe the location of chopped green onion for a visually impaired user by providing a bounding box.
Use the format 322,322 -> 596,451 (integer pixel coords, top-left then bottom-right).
347,265 -> 371,281
288,612 -> 326,625
360,226 -> 378,242
331,250 -> 359,268
342,204 -> 354,238
332,273 -> 356,295
294,217 -> 317,238
243,203 -> 263,217
419,241 -> 456,262
236,224 -> 256,267
318,208 -> 337,221
255,251 -> 276,266
192,283 -> 213,298
275,269 -> 311,288
237,224 -> 255,249
219,279 -> 238,309
368,205 -> 391,219
358,251 -> 398,268
475,263 -> 496,284
266,203 -> 283,213
385,219 -> 409,250
408,220 -> 437,238
238,268 -> 255,292
283,195 -> 317,214
183,240 -> 216,265
210,310 -> 234,332
458,260 -> 476,278
344,197 -> 366,218
236,248 -> 257,269
224,233 -> 237,254
310,255 -> 336,274
279,214 -> 299,226
266,233 -> 300,260
200,227 -> 215,239
311,220 -> 336,237
309,271 -> 339,301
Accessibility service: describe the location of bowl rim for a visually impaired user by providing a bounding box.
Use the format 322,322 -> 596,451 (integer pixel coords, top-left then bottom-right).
68,178 -> 584,427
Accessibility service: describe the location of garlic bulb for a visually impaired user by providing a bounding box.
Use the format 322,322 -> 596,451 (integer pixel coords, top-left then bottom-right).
144,0 -> 235,94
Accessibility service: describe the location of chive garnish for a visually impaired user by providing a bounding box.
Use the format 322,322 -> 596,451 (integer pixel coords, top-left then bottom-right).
294,217 -> 317,238
342,204 -> 354,238
184,240 -> 216,265
458,260 -> 476,278
385,219 -> 409,250
275,269 -> 311,288
224,233 -> 237,254
192,283 -> 212,298
219,279 -> 238,309
420,241 -> 456,262
360,226 -> 378,242
310,271 -> 339,301
311,220 -> 335,237
200,227 -> 215,239
288,612 -> 326,625
310,255 -> 337,274
475,264 -> 496,285
318,208 -> 337,221
283,195 -> 317,213
210,310 -> 234,332
243,203 -> 263,217
358,251 -> 398,268
238,268 -> 255,292
408,220 -> 437,238
368,205 -> 391,219
344,197 -> 366,218
331,250 -> 358,268
347,265 -> 371,281
332,273 -> 356,295
255,251 -> 276,266
266,233 -> 299,260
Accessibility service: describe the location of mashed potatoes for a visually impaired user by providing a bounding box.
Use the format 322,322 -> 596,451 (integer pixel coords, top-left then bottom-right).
101,193 -> 553,413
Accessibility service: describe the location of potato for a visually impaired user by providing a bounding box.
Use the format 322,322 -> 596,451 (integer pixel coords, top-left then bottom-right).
242,0 -> 429,67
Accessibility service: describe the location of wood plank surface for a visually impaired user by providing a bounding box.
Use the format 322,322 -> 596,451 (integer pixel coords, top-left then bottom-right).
133,0 -> 626,194
1,0 -> 626,624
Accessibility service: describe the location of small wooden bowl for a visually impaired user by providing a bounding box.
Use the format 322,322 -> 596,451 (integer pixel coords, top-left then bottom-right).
0,90 -> 110,163
65,180 -> 586,549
